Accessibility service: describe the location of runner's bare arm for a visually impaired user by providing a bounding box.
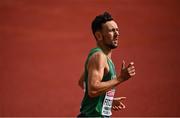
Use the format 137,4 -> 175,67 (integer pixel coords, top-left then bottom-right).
87,52 -> 135,97
88,52 -> 120,97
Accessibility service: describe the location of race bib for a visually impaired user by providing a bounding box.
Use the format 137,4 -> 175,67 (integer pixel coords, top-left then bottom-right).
101,89 -> 115,116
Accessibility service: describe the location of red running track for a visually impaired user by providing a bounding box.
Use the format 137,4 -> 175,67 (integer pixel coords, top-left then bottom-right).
0,0 -> 180,117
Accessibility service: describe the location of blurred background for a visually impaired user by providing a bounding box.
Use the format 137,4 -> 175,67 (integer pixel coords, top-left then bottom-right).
0,0 -> 180,117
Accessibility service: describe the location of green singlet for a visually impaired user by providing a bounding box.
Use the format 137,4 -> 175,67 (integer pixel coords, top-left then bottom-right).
79,47 -> 117,117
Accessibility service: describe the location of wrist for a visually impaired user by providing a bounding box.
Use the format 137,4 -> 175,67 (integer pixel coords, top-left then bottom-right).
116,75 -> 124,83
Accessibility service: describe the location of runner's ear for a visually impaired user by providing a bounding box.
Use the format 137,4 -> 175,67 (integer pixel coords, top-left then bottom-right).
95,31 -> 103,41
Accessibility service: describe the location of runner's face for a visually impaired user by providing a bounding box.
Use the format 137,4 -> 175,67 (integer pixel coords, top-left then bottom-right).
100,20 -> 120,49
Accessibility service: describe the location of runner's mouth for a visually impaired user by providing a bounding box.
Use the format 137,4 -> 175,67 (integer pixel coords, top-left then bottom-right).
112,39 -> 118,44
113,38 -> 118,42
114,36 -> 119,41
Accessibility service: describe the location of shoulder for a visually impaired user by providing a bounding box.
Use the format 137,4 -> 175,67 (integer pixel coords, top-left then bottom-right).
90,51 -> 107,62
87,51 -> 107,69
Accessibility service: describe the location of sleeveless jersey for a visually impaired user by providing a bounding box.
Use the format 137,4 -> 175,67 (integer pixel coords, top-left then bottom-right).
80,47 -> 117,117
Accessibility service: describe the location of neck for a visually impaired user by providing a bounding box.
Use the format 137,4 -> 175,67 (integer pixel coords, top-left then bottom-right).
97,43 -> 112,58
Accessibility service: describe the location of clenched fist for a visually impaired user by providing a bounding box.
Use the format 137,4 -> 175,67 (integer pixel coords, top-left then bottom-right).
118,60 -> 136,82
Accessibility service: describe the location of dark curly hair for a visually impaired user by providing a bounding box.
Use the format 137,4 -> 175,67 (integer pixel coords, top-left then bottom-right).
91,12 -> 113,37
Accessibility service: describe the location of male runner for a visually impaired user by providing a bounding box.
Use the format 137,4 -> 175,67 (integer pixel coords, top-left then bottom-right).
78,12 -> 136,117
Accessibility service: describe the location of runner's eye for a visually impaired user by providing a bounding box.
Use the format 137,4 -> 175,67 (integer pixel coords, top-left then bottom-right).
109,28 -> 119,33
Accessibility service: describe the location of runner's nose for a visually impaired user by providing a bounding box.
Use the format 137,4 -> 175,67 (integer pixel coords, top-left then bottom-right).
115,30 -> 119,36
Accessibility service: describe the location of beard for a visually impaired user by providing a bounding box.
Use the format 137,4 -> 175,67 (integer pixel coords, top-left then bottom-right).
102,34 -> 119,49
105,40 -> 118,49
106,43 -> 118,49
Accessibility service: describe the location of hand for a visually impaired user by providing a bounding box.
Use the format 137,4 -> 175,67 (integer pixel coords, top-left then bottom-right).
112,97 -> 126,111
118,60 -> 136,82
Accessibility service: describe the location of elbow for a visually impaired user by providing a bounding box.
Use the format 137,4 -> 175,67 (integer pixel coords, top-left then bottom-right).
88,83 -> 101,97
78,79 -> 84,89
88,90 -> 98,98
78,79 -> 82,87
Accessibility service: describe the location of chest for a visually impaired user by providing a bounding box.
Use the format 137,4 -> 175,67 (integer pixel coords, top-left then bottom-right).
103,60 -> 116,79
